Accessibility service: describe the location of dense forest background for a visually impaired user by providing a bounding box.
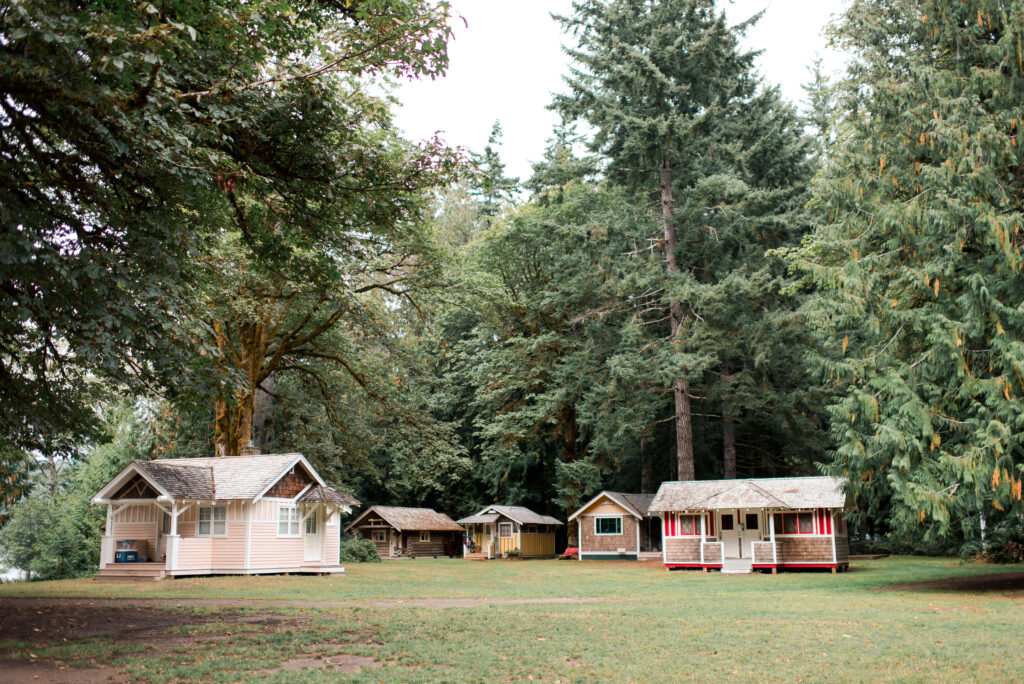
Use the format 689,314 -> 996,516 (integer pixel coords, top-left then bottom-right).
3,0 -> 1023,578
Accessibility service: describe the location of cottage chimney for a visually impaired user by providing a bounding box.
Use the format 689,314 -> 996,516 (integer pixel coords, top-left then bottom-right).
239,440 -> 260,456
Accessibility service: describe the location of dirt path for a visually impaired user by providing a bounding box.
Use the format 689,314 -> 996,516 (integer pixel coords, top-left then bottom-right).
0,595 -> 616,613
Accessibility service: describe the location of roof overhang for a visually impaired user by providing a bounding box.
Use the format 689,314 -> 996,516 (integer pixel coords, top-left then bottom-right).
568,492 -> 643,522
91,462 -> 173,505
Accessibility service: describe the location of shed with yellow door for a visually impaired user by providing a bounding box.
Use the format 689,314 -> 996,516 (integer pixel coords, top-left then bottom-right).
455,505 -> 562,559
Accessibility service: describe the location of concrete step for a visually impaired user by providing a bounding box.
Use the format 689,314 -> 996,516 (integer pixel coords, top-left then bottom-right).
721,558 -> 753,575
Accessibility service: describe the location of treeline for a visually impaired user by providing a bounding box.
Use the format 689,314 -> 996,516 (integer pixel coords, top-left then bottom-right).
3,0 -> 1024,578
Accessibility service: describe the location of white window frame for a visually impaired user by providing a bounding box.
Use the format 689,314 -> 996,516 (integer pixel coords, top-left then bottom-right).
498,522 -> 513,538
594,516 -> 622,535
419,530 -> 430,542
197,505 -> 227,537
278,504 -> 300,537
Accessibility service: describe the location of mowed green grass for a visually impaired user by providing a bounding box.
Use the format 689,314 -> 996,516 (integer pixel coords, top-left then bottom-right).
3,557 -> 1023,682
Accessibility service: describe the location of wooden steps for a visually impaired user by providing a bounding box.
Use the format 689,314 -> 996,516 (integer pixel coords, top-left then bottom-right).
463,552 -> 489,561
94,562 -> 166,582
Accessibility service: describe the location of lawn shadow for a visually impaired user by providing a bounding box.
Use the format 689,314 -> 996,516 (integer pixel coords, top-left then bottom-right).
880,571 -> 1024,595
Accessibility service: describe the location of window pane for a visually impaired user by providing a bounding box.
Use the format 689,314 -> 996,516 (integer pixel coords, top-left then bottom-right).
783,514 -> 798,534
290,517 -> 299,536
799,512 -> 814,533
773,514 -> 784,532
596,517 -> 620,534
198,520 -> 210,535
679,516 -> 694,534
745,514 -> 759,530
214,507 -> 226,521
721,514 -> 734,531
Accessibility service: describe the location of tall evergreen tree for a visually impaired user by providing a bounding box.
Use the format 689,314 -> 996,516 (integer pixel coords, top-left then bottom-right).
555,0 -> 817,479
471,121 -> 520,220
797,0 -> 1024,543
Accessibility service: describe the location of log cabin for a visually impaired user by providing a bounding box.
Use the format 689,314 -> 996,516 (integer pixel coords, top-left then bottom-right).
344,506 -> 464,558
648,476 -> 850,574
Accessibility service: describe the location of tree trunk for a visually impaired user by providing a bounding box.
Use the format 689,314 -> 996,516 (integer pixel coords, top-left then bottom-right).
212,318 -> 268,456
723,414 -> 736,479
640,437 -> 652,494
721,365 -> 736,479
660,158 -> 695,481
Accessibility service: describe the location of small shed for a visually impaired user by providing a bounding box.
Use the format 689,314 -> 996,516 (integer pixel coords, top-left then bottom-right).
344,506 -> 463,559
456,505 -> 562,558
649,476 -> 850,573
568,491 -> 660,560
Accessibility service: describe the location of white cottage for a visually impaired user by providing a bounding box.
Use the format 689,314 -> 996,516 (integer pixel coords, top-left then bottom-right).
91,451 -> 358,580
649,476 -> 850,574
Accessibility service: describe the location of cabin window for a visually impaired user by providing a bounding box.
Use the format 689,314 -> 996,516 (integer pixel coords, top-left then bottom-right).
372,530 -> 386,542
773,512 -> 816,535
745,513 -> 759,530
720,514 -> 734,531
197,506 -> 227,536
676,514 -> 700,535
594,517 -> 622,535
161,512 -> 171,535
498,522 -> 513,538
278,504 -> 300,537
420,531 -> 430,542
525,524 -> 539,534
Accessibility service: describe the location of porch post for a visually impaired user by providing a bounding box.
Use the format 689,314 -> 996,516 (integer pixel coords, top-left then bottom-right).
700,512 -> 705,564
768,509 -> 777,565
99,504 -> 115,569
830,509 -> 837,565
166,501 -> 180,572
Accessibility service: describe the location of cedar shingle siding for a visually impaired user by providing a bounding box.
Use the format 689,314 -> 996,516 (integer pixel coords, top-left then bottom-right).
664,537 -> 701,563
265,467 -> 312,498
778,537 -> 832,562
580,515 -> 639,553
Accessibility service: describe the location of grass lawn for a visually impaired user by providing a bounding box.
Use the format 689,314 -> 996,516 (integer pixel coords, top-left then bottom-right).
1,556 -> 1022,682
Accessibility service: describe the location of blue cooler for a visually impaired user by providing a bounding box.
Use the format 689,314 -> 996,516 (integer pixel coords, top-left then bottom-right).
115,550 -> 138,563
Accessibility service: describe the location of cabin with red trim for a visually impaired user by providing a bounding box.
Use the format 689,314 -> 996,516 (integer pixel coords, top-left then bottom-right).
344,506 -> 464,559
567,491 -> 661,560
648,476 -> 849,574
90,449 -> 358,581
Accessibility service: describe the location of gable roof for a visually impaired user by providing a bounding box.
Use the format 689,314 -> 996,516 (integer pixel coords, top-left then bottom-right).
344,506 -> 463,532
297,485 -> 359,507
455,505 -> 563,526
568,491 -> 655,521
649,476 -> 847,512
92,453 -> 356,505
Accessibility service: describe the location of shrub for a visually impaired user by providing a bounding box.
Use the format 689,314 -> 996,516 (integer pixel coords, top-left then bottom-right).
338,535 -> 381,563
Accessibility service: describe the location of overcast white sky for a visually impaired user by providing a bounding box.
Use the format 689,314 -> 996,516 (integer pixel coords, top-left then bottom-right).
394,0 -> 849,182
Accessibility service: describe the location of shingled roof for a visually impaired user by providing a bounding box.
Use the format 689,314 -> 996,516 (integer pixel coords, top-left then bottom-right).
297,485 -> 359,506
649,476 -> 847,512
94,453 -> 358,506
345,506 -> 463,532
568,491 -> 656,521
456,505 -> 563,526
134,461 -> 214,500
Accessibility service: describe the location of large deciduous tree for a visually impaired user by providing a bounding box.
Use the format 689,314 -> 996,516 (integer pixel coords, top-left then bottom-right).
798,0 -> 1024,543
0,0 -> 454,459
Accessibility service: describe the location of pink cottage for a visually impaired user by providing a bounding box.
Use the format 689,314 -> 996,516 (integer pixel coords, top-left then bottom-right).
91,450 -> 358,581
